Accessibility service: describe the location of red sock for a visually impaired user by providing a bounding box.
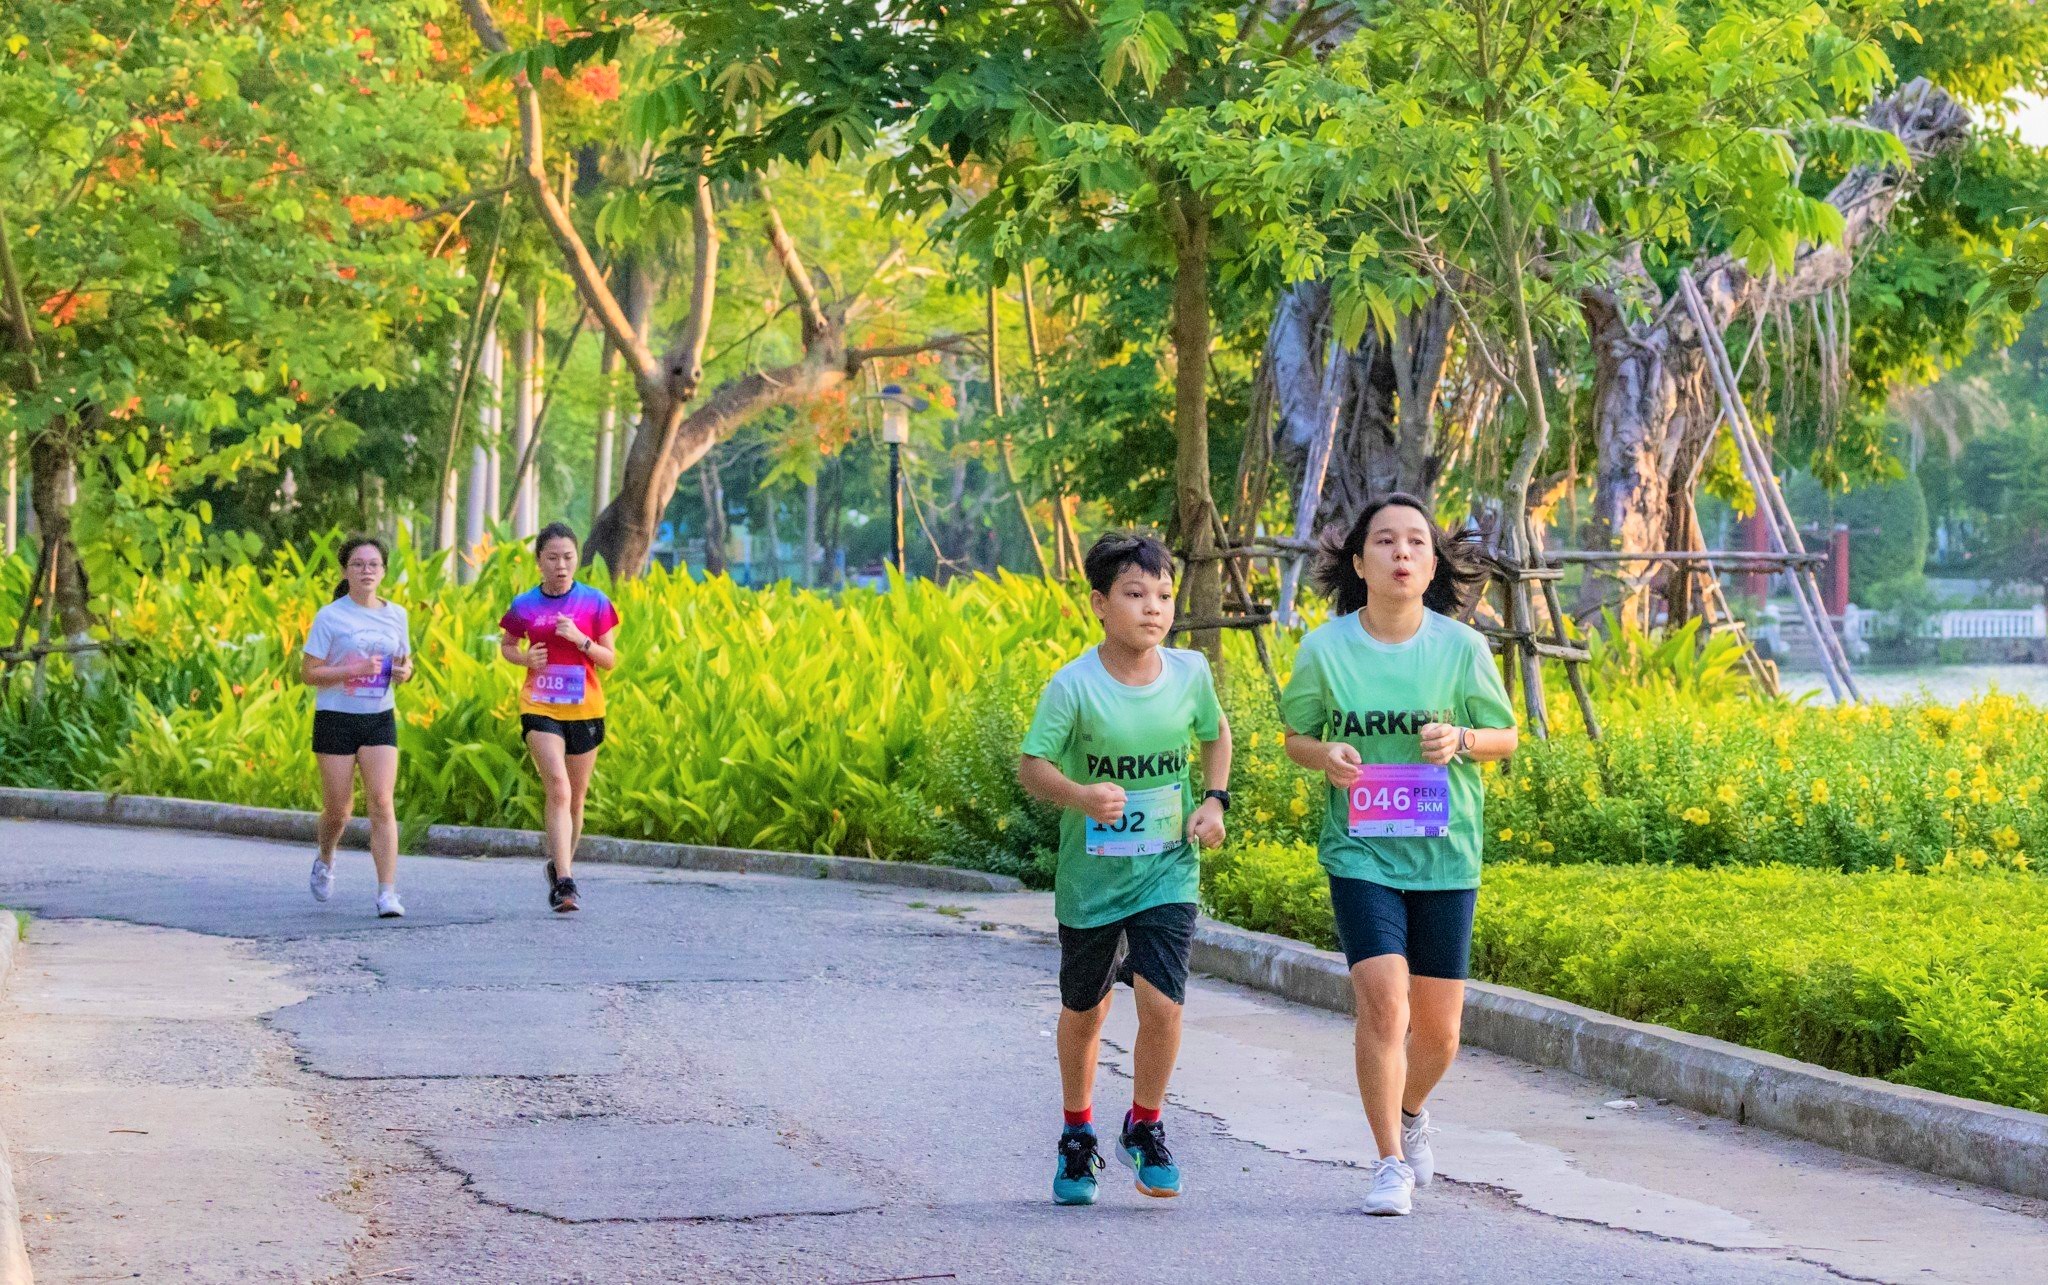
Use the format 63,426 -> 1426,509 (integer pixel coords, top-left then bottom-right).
1128,1102 -> 1162,1125
1063,1106 -> 1093,1128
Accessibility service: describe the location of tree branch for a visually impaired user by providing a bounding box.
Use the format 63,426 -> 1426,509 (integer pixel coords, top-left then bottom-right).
845,333 -> 979,368
760,184 -> 830,345
459,0 -> 660,394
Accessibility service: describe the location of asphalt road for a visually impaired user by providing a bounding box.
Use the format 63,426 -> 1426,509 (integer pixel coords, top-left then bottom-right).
2,818 -> 2043,1284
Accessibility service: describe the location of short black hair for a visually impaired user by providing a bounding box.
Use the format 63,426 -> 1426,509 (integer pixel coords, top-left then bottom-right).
1084,531 -> 1175,595
534,521 -> 578,557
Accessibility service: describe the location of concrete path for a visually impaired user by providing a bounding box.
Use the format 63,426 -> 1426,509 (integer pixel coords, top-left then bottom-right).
1,818 -> 2043,1283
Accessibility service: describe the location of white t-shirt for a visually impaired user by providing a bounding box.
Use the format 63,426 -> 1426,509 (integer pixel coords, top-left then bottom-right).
304,596 -> 410,715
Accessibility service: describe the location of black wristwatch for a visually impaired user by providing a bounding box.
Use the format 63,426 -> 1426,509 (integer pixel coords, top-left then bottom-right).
1203,789 -> 1232,812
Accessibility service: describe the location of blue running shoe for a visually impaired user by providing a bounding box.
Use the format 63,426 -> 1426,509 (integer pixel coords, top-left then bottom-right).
1119,1114 -> 1181,1198
1053,1125 -> 1103,1205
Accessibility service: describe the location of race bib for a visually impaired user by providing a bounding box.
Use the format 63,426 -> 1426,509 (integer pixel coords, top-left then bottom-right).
528,663 -> 587,706
342,654 -> 393,699
1086,782 -> 1185,858
1347,764 -> 1452,838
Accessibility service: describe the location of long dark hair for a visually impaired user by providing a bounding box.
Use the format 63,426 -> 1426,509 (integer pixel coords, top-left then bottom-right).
1311,493 -> 1484,617
333,535 -> 389,600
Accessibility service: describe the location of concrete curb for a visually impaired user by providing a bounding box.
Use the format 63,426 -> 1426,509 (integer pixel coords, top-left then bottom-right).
8,788 -> 2046,1203
0,788 -> 1021,895
1191,918 -> 2048,1203
0,912 -> 33,1285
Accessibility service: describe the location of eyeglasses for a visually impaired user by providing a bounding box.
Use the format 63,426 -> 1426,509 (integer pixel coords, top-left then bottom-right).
346,562 -> 384,572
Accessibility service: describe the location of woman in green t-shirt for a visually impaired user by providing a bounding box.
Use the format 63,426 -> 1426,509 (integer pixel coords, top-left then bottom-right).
1280,494 -> 1518,1217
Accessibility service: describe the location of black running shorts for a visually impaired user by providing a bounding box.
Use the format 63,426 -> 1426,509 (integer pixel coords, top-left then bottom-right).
1057,901 -> 1198,1011
312,709 -> 398,757
1327,875 -> 1478,980
520,713 -> 606,756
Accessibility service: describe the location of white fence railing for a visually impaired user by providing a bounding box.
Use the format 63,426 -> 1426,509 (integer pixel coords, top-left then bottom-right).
1923,607 -> 2048,640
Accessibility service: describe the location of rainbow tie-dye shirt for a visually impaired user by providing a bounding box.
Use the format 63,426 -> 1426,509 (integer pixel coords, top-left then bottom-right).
498,582 -> 621,720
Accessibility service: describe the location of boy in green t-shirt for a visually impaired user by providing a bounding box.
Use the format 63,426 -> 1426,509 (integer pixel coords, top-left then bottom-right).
1019,532 -> 1232,1206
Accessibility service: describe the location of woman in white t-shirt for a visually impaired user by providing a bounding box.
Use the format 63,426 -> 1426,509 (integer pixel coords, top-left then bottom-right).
300,535 -> 413,918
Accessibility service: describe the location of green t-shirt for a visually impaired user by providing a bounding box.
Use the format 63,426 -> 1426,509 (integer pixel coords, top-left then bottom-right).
1279,610 -> 1516,890
1021,646 -> 1224,929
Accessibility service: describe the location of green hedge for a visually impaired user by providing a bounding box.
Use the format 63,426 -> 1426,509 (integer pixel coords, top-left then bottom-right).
1204,844 -> 2048,1112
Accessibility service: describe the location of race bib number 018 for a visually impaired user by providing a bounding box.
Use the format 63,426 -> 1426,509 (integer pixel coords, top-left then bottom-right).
528,663 -> 587,706
1086,782 -> 1185,858
1347,764 -> 1452,838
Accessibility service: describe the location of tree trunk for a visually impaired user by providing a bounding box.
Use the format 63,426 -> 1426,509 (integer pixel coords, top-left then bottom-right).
1266,281 -> 1458,533
28,425 -> 91,639
1170,194 -> 1222,662
593,338 -> 618,519
803,477 -> 819,587
3,429 -> 16,556
512,294 -> 541,537
1584,79 -> 1969,614
698,445 -> 727,576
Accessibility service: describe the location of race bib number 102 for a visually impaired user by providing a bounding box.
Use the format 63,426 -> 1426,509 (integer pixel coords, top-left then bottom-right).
1347,764 -> 1452,838
1086,782 -> 1185,857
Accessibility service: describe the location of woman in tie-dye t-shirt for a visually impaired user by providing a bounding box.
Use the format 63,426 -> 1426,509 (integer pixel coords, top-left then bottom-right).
498,522 -> 620,914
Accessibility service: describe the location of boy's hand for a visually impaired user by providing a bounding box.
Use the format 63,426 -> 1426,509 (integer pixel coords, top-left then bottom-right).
1187,798 -> 1226,847
1078,782 -> 1126,826
1321,741 -> 1364,790
1419,722 -> 1461,765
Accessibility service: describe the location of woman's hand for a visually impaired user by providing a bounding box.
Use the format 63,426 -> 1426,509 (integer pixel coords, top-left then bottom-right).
1419,722 -> 1462,766
553,617 -> 589,648
522,643 -> 549,672
392,654 -> 415,685
1320,740 -> 1364,790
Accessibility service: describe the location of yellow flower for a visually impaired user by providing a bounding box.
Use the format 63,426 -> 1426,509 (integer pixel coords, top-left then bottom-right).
1810,779 -> 1830,805
995,815 -> 1009,831
1535,840 -> 1555,855
1288,796 -> 1308,819
1945,785 -> 1962,800
1778,757 -> 1795,773
1716,783 -> 1739,805
1682,807 -> 1711,826
1499,828 -> 1514,841
1945,767 -> 1963,784
2015,853 -> 2032,871
1894,853 -> 1908,870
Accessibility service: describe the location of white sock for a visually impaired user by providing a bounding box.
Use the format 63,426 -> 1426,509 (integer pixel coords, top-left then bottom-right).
1402,1108 -> 1421,1124
378,882 -> 395,895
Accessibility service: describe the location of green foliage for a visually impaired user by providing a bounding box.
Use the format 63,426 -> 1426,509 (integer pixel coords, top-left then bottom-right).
1203,846 -> 2048,1111
1489,694 -> 2048,874
1954,414 -> 2048,594
0,0 -> 497,583
1578,614 -> 1757,712
1844,475 -> 1933,592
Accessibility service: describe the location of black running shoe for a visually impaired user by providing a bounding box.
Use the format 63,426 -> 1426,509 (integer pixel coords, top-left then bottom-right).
550,876 -> 580,913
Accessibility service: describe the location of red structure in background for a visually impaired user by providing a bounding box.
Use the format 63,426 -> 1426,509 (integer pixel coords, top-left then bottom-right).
1744,512 -> 1771,601
1826,524 -> 1851,616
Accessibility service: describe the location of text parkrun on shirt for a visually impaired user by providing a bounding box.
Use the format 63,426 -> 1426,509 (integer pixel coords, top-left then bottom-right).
1322,707 -> 1455,738
1083,749 -> 1192,781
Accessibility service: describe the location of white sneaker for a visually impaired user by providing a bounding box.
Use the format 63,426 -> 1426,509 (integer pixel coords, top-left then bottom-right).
309,857 -> 334,902
375,888 -> 405,919
1402,1108 -> 1438,1186
1361,1157 -> 1415,1216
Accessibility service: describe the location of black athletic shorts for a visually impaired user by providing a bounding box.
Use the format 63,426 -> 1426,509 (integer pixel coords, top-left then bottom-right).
1328,876 -> 1478,980
520,713 -> 606,756
312,709 -> 398,757
1057,901 -> 1198,1011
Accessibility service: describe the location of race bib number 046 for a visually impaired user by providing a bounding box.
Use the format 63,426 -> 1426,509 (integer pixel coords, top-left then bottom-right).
528,663 -> 587,706
1347,764 -> 1452,838
1086,782 -> 1185,858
